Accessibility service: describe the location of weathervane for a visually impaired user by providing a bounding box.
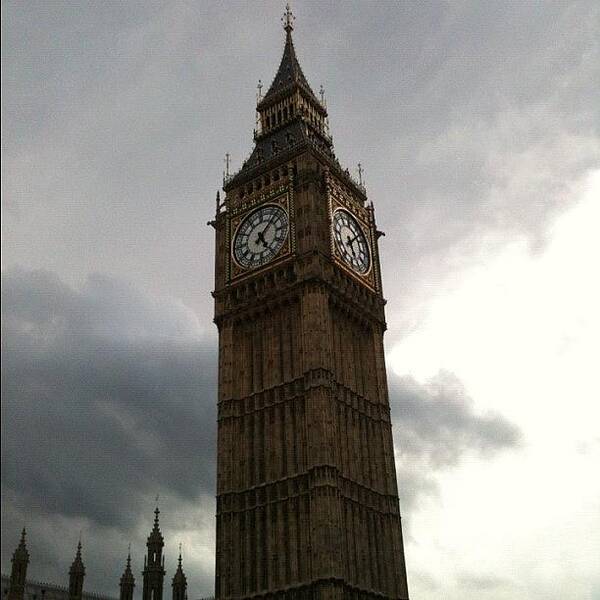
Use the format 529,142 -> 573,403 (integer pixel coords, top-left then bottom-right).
282,2 -> 295,32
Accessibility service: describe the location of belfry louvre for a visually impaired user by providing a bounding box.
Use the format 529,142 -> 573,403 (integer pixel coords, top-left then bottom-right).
211,6 -> 410,600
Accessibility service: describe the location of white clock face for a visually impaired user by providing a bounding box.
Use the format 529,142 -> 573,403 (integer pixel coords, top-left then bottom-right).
332,209 -> 371,274
233,204 -> 289,269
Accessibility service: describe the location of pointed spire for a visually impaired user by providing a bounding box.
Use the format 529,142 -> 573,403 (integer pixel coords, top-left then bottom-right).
171,545 -> 187,600
15,527 -> 29,558
120,545 -> 135,600
68,540 -> 85,600
258,3 -> 319,108
70,540 -> 85,573
8,528 -> 29,600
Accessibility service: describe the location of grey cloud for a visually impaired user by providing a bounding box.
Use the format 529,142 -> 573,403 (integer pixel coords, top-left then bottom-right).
390,370 -> 521,513
1,268 -> 217,595
2,2 -> 598,330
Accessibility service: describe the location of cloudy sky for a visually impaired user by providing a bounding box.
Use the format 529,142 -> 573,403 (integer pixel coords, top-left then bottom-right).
2,1 -> 599,598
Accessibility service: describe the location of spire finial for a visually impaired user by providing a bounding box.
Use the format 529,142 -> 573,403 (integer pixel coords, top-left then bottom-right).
282,2 -> 295,33
178,543 -> 183,566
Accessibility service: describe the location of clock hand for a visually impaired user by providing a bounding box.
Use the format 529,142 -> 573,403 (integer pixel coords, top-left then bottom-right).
256,230 -> 269,249
261,211 -> 279,237
345,235 -> 357,257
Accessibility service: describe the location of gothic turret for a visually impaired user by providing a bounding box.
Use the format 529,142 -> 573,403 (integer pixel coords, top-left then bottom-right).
119,550 -> 135,600
171,548 -> 187,600
7,528 -> 29,600
142,506 -> 165,600
68,541 -> 85,600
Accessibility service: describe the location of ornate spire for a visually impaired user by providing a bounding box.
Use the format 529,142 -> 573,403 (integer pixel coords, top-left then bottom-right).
171,545 -> 187,600
119,547 -> 135,600
71,541 -> 84,572
143,503 -> 165,600
258,3 -> 319,108
225,1 -> 336,188
8,528 -> 29,600
68,541 -> 85,600
148,503 -> 164,544
15,527 -> 29,560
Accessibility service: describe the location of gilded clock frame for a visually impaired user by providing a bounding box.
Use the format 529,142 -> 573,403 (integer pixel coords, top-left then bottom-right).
227,186 -> 295,282
327,180 -> 378,291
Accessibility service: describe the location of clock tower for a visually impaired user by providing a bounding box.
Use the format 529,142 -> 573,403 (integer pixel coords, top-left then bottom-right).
212,6 -> 410,599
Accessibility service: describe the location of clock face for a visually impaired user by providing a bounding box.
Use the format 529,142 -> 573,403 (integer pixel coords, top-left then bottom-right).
233,204 -> 289,269
332,209 -> 371,274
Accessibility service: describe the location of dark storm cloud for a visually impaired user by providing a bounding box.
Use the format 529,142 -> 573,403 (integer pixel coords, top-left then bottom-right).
390,371 -> 521,513
1,268 -> 217,594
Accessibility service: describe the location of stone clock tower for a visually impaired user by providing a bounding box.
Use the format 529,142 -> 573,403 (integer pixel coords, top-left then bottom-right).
212,6 -> 410,600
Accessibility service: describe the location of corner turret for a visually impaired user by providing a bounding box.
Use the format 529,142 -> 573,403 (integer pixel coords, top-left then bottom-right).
142,505 -> 166,600
171,547 -> 187,600
68,541 -> 85,600
8,528 -> 29,600
119,549 -> 135,600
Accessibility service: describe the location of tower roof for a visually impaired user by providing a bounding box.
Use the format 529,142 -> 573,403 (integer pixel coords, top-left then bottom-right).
12,527 -> 30,562
258,3 -> 319,110
120,550 -> 135,585
70,541 -> 85,575
147,505 -> 164,545
172,548 -> 187,587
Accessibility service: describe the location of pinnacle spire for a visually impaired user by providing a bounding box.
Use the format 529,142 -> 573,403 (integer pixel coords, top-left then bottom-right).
119,547 -> 135,600
15,527 -> 29,557
70,540 -> 85,573
258,3 -> 319,108
8,527 -> 30,600
172,544 -> 187,596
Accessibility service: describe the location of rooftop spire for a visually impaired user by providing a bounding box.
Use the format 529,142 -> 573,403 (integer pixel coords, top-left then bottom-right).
258,3 -> 319,108
119,546 -> 135,600
8,528 -> 29,600
172,545 -> 187,597
17,527 -> 28,555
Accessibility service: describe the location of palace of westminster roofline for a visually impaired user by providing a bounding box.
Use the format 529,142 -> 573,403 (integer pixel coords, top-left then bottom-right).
3,509 -> 213,600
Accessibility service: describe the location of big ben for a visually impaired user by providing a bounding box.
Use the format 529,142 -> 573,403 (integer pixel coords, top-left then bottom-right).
212,6 -> 410,600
